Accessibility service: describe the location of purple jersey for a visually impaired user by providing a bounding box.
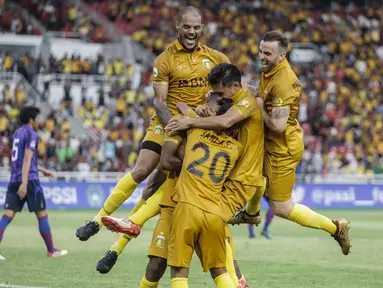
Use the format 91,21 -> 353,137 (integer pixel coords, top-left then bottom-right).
10,125 -> 39,183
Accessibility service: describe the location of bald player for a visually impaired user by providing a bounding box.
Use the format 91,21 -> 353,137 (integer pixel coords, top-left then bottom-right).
77,6 -> 233,274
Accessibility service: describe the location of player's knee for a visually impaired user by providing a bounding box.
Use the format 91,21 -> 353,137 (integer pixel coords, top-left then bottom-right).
131,165 -> 154,183
270,200 -> 293,219
170,266 -> 188,278
209,267 -> 227,279
35,210 -> 47,218
145,256 -> 167,282
4,209 -> 16,218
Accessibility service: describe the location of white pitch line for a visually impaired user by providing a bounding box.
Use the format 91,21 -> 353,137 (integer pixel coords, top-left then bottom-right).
0,283 -> 48,288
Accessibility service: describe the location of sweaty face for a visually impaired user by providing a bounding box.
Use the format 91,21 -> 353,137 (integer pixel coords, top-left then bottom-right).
177,14 -> 203,51
259,40 -> 284,73
212,83 -> 239,100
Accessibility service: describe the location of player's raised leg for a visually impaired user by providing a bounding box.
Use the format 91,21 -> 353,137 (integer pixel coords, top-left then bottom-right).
76,135 -> 162,241
96,172 -> 166,274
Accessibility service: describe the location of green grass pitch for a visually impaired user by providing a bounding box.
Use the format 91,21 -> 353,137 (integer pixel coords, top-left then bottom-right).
0,210 -> 382,288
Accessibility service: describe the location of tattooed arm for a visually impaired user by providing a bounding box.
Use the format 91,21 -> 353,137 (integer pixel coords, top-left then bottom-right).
257,98 -> 289,133
153,83 -> 172,126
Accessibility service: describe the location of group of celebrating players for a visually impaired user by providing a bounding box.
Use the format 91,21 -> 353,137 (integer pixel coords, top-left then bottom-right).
0,5 -> 351,288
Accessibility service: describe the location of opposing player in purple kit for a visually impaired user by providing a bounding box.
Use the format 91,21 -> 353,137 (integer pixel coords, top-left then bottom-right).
0,105 -> 68,260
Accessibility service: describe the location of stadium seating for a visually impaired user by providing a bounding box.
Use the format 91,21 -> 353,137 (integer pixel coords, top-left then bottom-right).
1,0 -> 383,174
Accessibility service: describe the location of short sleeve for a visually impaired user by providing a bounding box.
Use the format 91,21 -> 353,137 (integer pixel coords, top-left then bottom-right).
218,52 -> 230,64
26,131 -> 38,151
153,52 -> 170,84
271,79 -> 299,108
184,109 -> 197,118
213,50 -> 230,64
230,95 -> 258,119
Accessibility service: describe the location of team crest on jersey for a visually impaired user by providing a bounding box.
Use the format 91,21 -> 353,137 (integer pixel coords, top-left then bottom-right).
273,97 -> 283,106
155,233 -> 165,248
202,59 -> 213,70
153,125 -> 163,135
153,67 -> 158,78
237,99 -> 249,108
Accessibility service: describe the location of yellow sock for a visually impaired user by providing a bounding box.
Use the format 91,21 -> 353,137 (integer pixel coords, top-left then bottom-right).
225,241 -> 239,287
93,173 -> 138,226
288,203 -> 337,235
130,185 -> 164,226
110,234 -> 132,255
239,274 -> 246,283
171,278 -> 188,288
130,198 -> 146,216
139,276 -> 158,288
214,273 -> 235,288
245,177 -> 266,215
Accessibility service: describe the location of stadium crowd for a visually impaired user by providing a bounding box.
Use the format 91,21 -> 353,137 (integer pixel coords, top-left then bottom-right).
1,0 -> 383,175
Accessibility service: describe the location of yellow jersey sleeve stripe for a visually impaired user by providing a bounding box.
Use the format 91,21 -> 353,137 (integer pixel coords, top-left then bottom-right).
164,137 -> 181,144
153,81 -> 169,84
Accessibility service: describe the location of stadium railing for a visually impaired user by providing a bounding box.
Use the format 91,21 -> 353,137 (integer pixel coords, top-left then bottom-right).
0,72 -> 40,104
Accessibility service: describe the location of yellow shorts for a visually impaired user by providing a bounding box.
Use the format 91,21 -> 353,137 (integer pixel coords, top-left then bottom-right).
160,171 -> 178,208
168,202 -> 226,270
220,179 -> 258,222
141,116 -> 164,154
264,150 -> 303,202
147,206 -> 173,259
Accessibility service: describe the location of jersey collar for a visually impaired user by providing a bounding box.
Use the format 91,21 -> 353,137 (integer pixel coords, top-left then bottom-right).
263,57 -> 289,78
175,38 -> 202,52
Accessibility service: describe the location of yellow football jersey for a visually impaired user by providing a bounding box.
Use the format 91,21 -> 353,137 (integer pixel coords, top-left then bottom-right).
259,58 -> 304,155
175,111 -> 243,217
227,89 -> 264,186
161,113 -> 184,208
152,39 -> 230,115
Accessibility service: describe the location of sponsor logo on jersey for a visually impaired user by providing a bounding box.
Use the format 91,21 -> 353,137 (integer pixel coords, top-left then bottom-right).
178,77 -> 208,88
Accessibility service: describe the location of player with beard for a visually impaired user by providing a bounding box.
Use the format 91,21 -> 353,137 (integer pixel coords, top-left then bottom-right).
76,6 -> 240,275
230,31 -> 351,255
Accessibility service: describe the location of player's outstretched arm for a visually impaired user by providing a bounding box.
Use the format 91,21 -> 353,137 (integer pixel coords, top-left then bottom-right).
256,97 -> 289,133
176,102 -> 193,115
153,83 -> 173,126
165,109 -> 242,134
160,139 -> 183,172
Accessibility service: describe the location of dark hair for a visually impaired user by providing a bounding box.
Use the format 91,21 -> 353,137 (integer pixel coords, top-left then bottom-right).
19,105 -> 40,124
262,30 -> 288,51
177,6 -> 203,23
208,63 -> 242,87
